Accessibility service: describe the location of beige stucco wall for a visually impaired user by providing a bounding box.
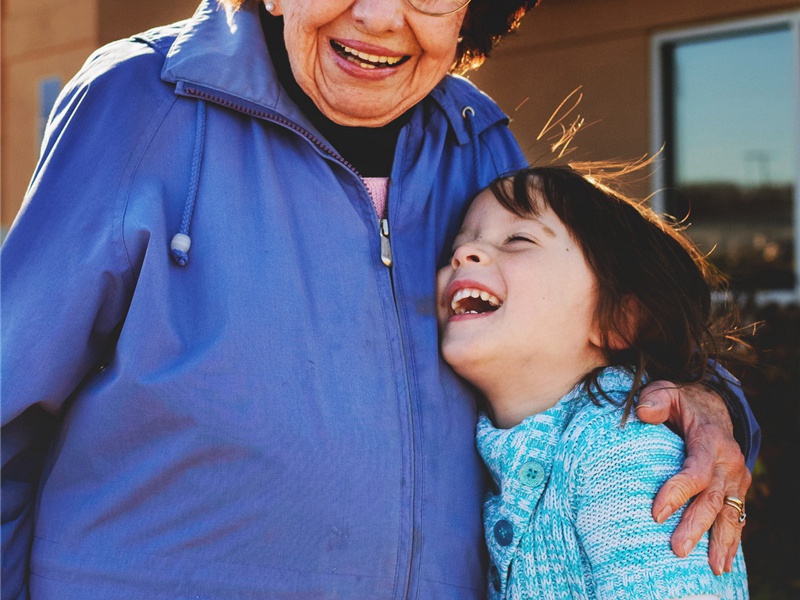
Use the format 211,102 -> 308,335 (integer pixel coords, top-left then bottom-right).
98,0 -> 199,46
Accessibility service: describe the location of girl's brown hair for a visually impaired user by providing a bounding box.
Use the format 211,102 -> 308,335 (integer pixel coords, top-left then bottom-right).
216,0 -> 539,73
489,165 -> 748,419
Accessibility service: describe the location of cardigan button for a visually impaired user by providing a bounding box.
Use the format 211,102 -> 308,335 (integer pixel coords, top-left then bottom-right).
490,565 -> 501,592
494,519 -> 513,546
519,460 -> 545,487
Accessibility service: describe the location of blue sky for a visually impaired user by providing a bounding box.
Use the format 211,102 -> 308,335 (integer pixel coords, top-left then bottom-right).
674,26 -> 796,187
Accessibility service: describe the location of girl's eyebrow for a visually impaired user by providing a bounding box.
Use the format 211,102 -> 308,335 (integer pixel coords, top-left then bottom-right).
515,216 -> 556,238
540,225 -> 556,238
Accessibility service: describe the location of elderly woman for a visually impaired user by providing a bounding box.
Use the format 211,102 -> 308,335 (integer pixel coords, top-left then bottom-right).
1,0 -> 757,598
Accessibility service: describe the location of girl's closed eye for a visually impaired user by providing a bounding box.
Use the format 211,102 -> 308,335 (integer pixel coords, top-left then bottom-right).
505,234 -> 538,246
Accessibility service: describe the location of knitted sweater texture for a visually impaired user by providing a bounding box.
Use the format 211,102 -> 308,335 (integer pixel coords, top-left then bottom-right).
477,367 -> 748,599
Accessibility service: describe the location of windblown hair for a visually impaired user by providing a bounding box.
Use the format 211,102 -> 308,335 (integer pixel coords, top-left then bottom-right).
216,0 -> 539,73
489,164 -> 748,420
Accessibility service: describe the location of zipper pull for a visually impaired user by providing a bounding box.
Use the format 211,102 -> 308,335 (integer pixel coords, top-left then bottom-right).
379,218 -> 393,267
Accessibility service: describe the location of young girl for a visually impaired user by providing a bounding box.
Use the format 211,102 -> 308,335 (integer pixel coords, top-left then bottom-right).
437,165 -> 749,599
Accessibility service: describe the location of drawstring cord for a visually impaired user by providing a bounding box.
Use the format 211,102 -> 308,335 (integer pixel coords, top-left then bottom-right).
170,103 -> 475,265
462,106 -> 479,191
170,100 -> 207,267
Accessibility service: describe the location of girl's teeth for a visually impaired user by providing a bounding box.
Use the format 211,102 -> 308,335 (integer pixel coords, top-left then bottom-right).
449,288 -> 502,314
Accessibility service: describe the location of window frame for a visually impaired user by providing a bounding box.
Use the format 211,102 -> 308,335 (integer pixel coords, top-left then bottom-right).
650,11 -> 800,302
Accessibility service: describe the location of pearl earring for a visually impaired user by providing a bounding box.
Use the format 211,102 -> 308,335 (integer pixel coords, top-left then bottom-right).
265,2 -> 276,12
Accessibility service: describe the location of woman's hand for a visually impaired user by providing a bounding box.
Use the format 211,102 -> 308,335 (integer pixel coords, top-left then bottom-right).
636,381 -> 751,576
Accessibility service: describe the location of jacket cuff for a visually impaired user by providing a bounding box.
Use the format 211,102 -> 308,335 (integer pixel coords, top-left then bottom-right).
704,362 -> 761,471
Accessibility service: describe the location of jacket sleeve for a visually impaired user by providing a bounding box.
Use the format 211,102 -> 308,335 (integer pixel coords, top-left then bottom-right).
0,41 -> 169,597
708,362 -> 760,472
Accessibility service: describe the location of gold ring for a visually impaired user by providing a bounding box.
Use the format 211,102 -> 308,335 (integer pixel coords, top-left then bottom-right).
724,495 -> 746,523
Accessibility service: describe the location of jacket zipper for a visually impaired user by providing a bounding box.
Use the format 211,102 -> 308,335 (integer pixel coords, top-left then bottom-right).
182,86 -> 417,598
379,218 -> 393,267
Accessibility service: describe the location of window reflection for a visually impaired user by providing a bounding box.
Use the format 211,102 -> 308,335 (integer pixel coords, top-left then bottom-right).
664,25 -> 796,290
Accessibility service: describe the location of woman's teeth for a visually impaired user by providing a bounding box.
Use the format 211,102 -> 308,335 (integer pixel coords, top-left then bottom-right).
332,41 -> 407,69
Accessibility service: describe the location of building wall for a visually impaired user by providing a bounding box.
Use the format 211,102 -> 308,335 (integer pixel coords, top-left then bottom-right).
98,0 -> 199,46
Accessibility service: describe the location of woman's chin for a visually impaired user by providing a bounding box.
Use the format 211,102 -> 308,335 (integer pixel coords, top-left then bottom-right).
306,62 -> 421,127
315,96 -> 410,127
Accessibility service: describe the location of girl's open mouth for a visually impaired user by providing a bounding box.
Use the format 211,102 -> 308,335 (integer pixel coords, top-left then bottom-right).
450,287 -> 502,316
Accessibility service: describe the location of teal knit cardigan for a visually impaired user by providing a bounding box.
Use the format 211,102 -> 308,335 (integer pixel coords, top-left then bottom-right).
477,367 -> 748,599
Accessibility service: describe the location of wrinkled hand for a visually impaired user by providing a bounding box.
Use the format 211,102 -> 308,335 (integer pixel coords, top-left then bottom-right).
636,380 -> 751,575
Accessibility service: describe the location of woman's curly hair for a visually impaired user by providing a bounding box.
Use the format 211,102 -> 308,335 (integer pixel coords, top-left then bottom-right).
455,0 -> 539,72
217,0 -> 539,73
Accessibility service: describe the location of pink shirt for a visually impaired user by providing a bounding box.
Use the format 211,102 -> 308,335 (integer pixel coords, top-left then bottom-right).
364,177 -> 389,219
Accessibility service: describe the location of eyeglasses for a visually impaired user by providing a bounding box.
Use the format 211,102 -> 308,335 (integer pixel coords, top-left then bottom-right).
405,0 -> 472,16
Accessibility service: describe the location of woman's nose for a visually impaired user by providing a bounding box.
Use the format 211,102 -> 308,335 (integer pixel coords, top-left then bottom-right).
351,0 -> 406,33
451,243 -> 487,268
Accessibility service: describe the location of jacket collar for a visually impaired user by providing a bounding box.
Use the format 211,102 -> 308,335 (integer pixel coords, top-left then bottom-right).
477,366 -> 639,493
160,0 -> 508,144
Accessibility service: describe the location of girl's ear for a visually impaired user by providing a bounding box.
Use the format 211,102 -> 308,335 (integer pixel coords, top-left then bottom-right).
589,295 -> 640,351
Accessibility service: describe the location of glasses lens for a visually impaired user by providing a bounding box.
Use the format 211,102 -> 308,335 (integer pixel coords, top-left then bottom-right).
408,0 -> 470,16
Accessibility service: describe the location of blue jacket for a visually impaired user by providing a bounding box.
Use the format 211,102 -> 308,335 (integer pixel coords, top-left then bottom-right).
1,2 -> 759,599
1,2 -> 526,598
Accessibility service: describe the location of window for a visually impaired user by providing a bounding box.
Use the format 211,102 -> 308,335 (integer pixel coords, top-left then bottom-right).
38,77 -> 62,144
652,13 -> 800,299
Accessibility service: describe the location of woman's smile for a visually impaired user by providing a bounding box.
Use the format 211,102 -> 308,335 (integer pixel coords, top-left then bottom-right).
329,39 -> 411,70
277,0 -> 466,126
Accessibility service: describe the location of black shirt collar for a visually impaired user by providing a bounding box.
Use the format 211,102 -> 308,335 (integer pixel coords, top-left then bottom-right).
260,5 -> 412,177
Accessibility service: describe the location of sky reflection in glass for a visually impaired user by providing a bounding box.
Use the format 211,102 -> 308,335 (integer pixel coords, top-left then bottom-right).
674,27 -> 794,187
